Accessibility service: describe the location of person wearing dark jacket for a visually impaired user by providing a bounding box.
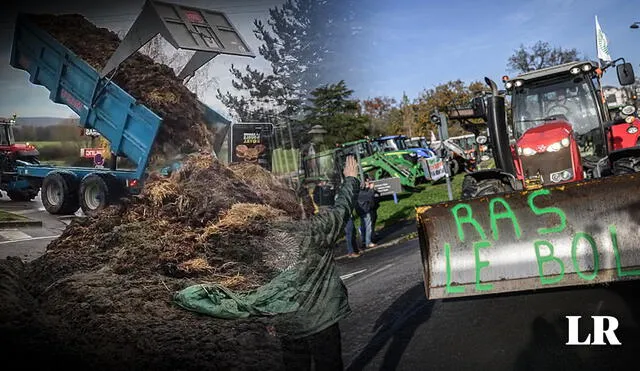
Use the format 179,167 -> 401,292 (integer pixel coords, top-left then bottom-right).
355,179 -> 377,248
369,181 -> 381,242
277,155 -> 361,370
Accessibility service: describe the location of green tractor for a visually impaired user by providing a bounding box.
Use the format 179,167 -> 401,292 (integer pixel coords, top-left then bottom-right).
299,139 -> 423,208
299,147 -> 344,208
339,139 -> 421,188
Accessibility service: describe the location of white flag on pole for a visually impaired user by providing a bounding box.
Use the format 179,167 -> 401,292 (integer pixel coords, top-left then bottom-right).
595,16 -> 612,62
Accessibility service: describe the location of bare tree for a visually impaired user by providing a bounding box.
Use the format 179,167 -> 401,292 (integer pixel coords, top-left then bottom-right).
507,41 -> 581,73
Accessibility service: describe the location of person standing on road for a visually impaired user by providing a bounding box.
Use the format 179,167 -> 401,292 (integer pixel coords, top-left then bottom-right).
174,156 -> 362,370
356,179 -> 376,249
276,155 -> 361,370
345,213 -> 360,258
368,181 -> 381,243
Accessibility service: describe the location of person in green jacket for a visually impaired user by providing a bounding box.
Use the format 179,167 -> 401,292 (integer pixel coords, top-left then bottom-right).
275,155 -> 360,370
174,156 -> 361,371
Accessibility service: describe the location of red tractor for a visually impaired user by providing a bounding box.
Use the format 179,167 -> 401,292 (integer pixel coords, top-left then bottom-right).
0,115 -> 41,201
462,60 -> 639,197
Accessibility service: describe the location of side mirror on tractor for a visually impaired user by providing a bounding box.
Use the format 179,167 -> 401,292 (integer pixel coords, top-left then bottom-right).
617,62 -> 635,86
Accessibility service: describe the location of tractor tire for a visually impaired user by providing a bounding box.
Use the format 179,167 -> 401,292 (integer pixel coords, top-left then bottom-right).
461,176 -> 513,199
79,173 -> 124,217
612,156 -> 640,175
449,159 -> 460,175
41,172 -> 80,215
7,189 -> 39,202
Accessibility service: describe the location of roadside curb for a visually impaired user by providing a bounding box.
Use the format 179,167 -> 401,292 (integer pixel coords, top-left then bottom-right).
58,215 -> 85,220
0,219 -> 43,229
335,233 -> 418,261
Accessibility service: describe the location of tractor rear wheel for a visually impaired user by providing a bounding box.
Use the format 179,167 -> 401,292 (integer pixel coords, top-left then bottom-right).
449,158 -> 460,176
41,172 -> 80,215
612,157 -> 640,175
462,175 -> 513,199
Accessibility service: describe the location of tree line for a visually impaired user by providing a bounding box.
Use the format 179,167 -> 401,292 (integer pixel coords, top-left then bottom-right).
212,0 -> 590,152
13,118 -> 83,142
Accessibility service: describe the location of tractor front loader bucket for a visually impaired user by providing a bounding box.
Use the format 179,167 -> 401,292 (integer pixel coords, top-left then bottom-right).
416,173 -> 640,300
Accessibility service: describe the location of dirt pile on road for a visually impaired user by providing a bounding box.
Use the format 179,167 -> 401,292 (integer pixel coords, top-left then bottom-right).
0,155 -> 314,370
30,14 -> 212,161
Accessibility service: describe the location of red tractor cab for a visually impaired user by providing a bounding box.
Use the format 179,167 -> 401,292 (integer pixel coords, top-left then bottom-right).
462,59 -> 638,198
0,115 -> 40,201
0,116 -> 40,164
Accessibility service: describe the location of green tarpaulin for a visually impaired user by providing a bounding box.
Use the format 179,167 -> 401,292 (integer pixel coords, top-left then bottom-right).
173,177 -> 360,338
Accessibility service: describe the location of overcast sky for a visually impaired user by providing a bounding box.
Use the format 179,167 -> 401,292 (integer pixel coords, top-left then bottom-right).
2,0 -> 640,119
1,0 -> 284,118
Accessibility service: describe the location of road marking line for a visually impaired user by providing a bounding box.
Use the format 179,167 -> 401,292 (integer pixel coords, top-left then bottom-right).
0,235 -> 61,245
0,230 -> 32,241
340,269 -> 367,280
369,263 -> 394,276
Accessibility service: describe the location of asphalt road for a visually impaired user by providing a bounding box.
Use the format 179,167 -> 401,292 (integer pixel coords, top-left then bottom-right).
0,192 -> 72,261
337,240 -> 640,371
4,195 -> 640,370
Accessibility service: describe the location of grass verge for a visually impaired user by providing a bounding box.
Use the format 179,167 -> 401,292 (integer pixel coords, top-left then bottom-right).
375,174 -> 464,229
0,210 -> 27,222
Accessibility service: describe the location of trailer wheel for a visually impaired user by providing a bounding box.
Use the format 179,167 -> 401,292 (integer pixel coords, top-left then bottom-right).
79,174 -> 124,217
462,176 -> 512,199
612,156 -> 640,175
41,173 -> 80,215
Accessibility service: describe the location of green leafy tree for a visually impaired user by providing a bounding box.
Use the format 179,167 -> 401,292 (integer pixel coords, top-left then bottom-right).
304,80 -> 368,146
413,80 -> 483,136
361,96 -> 397,136
507,41 -> 581,74
400,92 -> 416,137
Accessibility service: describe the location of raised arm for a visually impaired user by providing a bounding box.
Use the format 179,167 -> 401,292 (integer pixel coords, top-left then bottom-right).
308,156 -> 360,249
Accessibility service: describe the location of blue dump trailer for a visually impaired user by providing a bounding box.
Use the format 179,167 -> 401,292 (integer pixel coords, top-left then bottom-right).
6,1 -> 254,216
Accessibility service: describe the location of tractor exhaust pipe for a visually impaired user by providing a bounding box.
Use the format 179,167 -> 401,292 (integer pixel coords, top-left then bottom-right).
484,77 -> 516,176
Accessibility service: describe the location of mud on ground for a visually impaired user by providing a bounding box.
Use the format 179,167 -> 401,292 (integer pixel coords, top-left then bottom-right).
0,156 -> 315,370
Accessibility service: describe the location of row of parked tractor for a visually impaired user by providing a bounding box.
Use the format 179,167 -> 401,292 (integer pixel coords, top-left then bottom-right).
300,133 -> 479,201
302,58 -> 640,209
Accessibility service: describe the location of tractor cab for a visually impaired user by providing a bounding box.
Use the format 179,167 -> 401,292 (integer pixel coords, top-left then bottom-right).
372,135 -> 407,152
300,148 -> 343,208
341,139 -> 374,159
0,116 -> 39,164
505,60 -> 637,185
405,136 -> 430,150
369,135 -> 424,172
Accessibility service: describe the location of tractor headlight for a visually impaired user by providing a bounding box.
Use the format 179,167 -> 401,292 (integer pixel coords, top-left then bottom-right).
505,81 -> 514,89
546,142 -> 562,152
546,138 -> 570,152
570,67 -> 581,75
514,80 -> 524,87
521,147 -> 536,156
628,126 -> 639,134
550,169 -> 573,183
582,64 -> 592,72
